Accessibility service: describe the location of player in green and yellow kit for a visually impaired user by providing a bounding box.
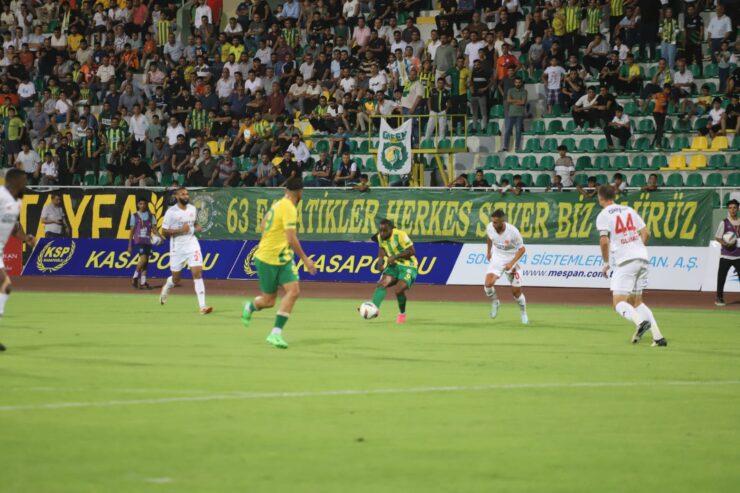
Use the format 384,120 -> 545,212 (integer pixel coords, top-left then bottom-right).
368,219 -> 418,324
241,178 -> 316,348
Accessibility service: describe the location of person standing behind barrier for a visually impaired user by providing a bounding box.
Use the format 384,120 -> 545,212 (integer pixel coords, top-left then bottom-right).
469,59 -> 492,134
715,199 -> 740,307
424,78 -> 450,142
41,193 -> 68,238
501,76 -> 527,152
129,197 -> 155,290
400,68 -> 424,144
445,56 -> 470,133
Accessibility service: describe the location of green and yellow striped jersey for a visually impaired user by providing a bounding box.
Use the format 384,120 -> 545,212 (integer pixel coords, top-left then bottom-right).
379,228 -> 418,269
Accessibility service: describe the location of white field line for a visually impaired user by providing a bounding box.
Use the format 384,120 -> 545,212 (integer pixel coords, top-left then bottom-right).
1,380 -> 739,412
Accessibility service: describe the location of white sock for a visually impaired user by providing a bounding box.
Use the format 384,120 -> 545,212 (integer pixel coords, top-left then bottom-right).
163,276 -> 175,294
615,301 -> 645,326
271,327 -> 283,335
193,278 -> 206,309
516,294 -> 526,310
133,271 -> 140,279
484,286 -> 498,301
636,303 -> 663,340
141,273 -> 147,284
0,293 -> 8,316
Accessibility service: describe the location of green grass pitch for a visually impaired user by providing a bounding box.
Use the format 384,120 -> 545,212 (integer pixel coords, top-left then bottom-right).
1,291 -> 739,492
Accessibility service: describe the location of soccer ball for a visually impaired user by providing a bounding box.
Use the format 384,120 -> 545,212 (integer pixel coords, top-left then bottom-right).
359,302 -> 379,319
151,234 -> 164,246
723,231 -> 737,248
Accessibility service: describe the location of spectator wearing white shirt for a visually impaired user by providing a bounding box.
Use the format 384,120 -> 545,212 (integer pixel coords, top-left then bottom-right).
701,97 -> 727,138
299,54 -> 315,81
553,145 -> 576,187
672,59 -> 694,98
194,0 -> 212,29
17,76 -> 35,107
38,153 -> 58,185
286,134 -> 310,167
129,104 -> 149,157
542,58 -> 567,113
464,31 -> 485,69
224,17 -> 243,34
572,87 -> 600,129
604,106 -> 631,150
166,116 -> 186,146
368,64 -> 388,94
15,143 -> 41,183
216,69 -> 235,99
707,4 -> 733,63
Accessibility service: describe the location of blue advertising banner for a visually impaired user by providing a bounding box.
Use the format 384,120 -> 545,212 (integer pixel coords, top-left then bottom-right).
23,238 -> 462,285
227,241 -> 462,284
22,238 -> 244,279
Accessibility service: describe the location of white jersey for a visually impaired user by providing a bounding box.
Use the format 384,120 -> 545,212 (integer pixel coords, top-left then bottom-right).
486,222 -> 524,262
162,204 -> 200,253
596,203 -> 648,266
0,186 -> 20,246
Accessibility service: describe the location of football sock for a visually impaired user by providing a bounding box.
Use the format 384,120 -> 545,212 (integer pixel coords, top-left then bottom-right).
615,301 -> 644,326
193,278 -> 206,309
636,303 -> 664,340
133,271 -> 140,279
372,287 -> 386,307
516,294 -> 526,310
246,300 -> 260,314
484,286 -> 498,301
165,276 -> 175,290
141,273 -> 147,284
0,293 -> 8,316
396,294 -> 407,314
272,312 -> 289,334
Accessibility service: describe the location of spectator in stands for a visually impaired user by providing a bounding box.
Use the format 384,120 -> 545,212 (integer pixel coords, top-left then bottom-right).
5,107 -> 24,165
615,6 -> 639,49
617,53 -> 642,95
572,86 -> 600,130
584,33 -> 609,77
639,58 -> 672,112
502,76 -> 527,153
604,106 -> 631,150
543,57 -> 567,113
560,69 -> 585,109
726,95 -> 740,134
511,174 -> 527,196
554,145 -> 575,187
212,151 -> 239,187
612,173 -> 627,193
707,4 -> 733,64
547,174 -> 564,192
286,134 -> 310,170
683,4 -> 705,76
334,151 -> 358,186
527,35 -> 545,79
498,177 -> 512,194
681,84 -> 713,120
469,59 -> 492,134
700,98 -> 727,138
651,84 -> 671,149
642,173 -> 660,192
452,174 -> 470,188
38,152 -> 59,186
716,40 -> 732,94
600,51 -> 621,89
307,151 -> 334,187
577,176 -> 598,198
41,193 -> 67,238
672,58 -> 695,104
471,170 -> 489,188
353,174 -> 370,192
596,85 -> 617,126
15,142 -> 40,184
125,154 -> 156,187
426,77 -> 451,142
659,7 -> 679,69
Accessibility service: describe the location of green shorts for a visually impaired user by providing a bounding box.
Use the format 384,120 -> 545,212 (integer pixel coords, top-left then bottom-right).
382,264 -> 418,288
255,258 -> 300,294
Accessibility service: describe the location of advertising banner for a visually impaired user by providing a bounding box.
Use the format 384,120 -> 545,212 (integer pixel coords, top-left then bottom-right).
377,118 -> 413,174
190,189 -> 714,246
22,238 -> 243,279
227,241 -> 461,284
447,244 -> 708,290
2,237 -> 22,276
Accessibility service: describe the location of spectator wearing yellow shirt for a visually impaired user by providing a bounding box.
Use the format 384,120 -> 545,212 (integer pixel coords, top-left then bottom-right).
67,25 -> 83,53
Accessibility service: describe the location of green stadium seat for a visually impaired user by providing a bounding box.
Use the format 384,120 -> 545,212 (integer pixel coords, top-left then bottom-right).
730,154 -> 740,168
438,138 -> 451,149
369,174 -> 382,187
72,174 -> 82,185
595,174 -> 608,185
663,118 -> 674,133
574,174 -> 588,186
631,155 -> 648,169
535,174 -> 552,187
577,138 -> 595,153
689,64 -> 701,78
524,120 -> 545,135
727,173 -> 740,186
542,138 -> 559,153
161,174 -> 174,187
453,139 -> 466,150
638,119 -> 655,133
359,140 -> 369,153
613,155 -> 629,169
651,155 -> 668,169
563,120 -> 576,134
524,139 -> 542,153
484,155 -> 501,169
547,120 -> 564,134
544,104 -> 562,117
420,138 -> 434,149
521,173 -> 533,187
672,137 -> 689,152
539,156 -> 555,170
672,119 -> 691,133
364,158 -> 377,171
705,63 -> 719,78
504,156 -> 520,169
561,138 -> 576,152
487,121 -> 501,135
624,102 -> 640,116
631,137 -> 651,152
629,174 -> 647,187
490,105 -> 504,118
706,173 -> 723,187
114,175 -> 124,186
666,173 -> 684,187
595,156 -> 611,170
642,100 -> 656,116
84,174 -> 97,186
686,174 -> 704,187
731,135 -> 740,151
522,155 -> 538,169
708,155 -> 726,169
500,172 -> 513,184
595,139 -> 608,152
712,192 -> 721,208
576,156 -> 592,170
98,174 -> 109,186
349,140 -> 359,153
176,175 -> 185,186
484,173 -> 495,186
693,118 -> 708,131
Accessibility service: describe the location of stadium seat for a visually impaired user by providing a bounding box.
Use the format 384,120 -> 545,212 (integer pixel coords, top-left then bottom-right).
563,120 -> 577,134
490,105 -> 504,118
176,175 -> 185,186
624,102 -> 640,116
547,120 -> 564,134
535,174 -> 551,187
663,118 -> 674,133
364,158 -> 377,171
452,139 -> 466,150
672,137 -> 690,152
595,156 -> 611,170
539,156 -> 555,170
650,155 -> 668,169
544,104 -> 562,117
686,173 -> 704,187
630,138 -> 651,152
672,119 -> 691,133
688,155 -> 707,169
638,119 -> 655,133
595,139 -> 608,152
521,173 -> 533,187
114,175 -> 125,186
503,156 -> 519,169
708,155 -> 726,169
161,174 -> 174,187
730,154 -> 740,169
667,155 -> 687,169
613,155 -> 629,169
98,174 -> 109,186
484,173 -> 496,186
358,141 -> 369,153
484,155 -> 501,169
596,174 -> 608,185
712,192 -> 721,208
629,174 -> 647,187
577,138 -> 595,153
561,138 -> 575,152
315,140 -> 329,153
574,174 -> 588,186
631,155 -> 648,169
72,174 -> 82,185
709,136 -> 729,152
731,134 -> 740,151
524,120 -> 545,135
705,63 -> 719,78
438,139 -> 451,149
524,139 -> 542,153
369,174 -> 382,187
500,173 -> 513,184
521,156 -> 538,169
542,138 -> 559,153
575,156 -> 592,170
487,121 -> 501,135
727,173 -> 740,186
693,118 -> 708,132
666,173 -> 685,187
84,174 -> 97,186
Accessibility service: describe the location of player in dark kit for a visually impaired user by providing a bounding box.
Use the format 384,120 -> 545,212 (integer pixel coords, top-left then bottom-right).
128,197 -> 157,289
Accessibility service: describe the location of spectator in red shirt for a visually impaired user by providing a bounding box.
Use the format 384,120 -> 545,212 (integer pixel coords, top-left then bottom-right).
495,43 -> 520,82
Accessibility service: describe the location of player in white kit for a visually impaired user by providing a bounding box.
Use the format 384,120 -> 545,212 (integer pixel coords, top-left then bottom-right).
0,169 -> 36,351
484,209 -> 528,324
595,185 -> 667,347
159,187 -> 213,314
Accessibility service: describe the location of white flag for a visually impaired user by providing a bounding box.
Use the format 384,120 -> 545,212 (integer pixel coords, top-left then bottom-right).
377,118 -> 412,175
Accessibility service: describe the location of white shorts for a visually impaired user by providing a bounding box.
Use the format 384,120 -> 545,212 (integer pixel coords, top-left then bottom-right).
486,259 -> 522,287
611,260 -> 649,294
169,247 -> 203,272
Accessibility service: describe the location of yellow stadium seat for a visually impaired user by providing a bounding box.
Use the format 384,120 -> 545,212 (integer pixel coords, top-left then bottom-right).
709,136 -> 729,152
666,155 -> 686,170
682,136 -> 708,152
688,155 -> 707,169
